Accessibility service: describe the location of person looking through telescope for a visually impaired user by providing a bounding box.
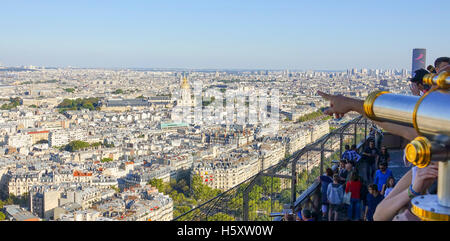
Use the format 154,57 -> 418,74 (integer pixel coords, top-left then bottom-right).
409,68 -> 431,96
434,57 -> 450,74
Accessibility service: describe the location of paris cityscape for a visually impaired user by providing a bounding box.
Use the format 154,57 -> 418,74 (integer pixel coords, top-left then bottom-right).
0,0 -> 448,225
0,66 -> 409,221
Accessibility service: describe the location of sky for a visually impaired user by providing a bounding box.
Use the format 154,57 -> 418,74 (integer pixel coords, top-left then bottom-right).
0,0 -> 449,70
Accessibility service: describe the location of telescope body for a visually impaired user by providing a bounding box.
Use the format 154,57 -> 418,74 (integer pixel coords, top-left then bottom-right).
364,89 -> 450,138
423,71 -> 450,89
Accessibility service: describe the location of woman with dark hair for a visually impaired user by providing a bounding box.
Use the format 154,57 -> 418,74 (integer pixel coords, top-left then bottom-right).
318,167 -> 334,220
337,160 -> 348,185
381,176 -> 395,197
345,172 -> 362,221
434,56 -> 450,73
409,68 -> 431,96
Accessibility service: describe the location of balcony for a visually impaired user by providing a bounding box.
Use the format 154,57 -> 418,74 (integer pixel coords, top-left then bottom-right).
172,115 -> 410,221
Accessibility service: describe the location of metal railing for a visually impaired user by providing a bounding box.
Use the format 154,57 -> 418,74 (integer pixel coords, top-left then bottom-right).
173,115 -> 371,221
284,133 -> 370,221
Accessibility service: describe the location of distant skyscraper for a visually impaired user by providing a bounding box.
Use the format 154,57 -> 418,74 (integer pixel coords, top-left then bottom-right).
412,48 -> 426,76
401,68 -> 408,77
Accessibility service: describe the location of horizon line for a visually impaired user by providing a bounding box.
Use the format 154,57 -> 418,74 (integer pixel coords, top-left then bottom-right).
0,65 -> 410,72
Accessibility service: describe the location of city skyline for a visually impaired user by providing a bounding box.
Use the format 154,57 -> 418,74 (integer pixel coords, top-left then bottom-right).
0,66 -> 406,221
1,0 -> 449,69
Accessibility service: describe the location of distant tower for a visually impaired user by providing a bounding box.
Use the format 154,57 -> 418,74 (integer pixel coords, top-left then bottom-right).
412,48 -> 426,76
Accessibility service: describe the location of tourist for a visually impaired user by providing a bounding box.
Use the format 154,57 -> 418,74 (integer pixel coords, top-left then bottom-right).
373,162 -> 438,221
434,56 -> 450,73
377,146 -> 390,168
350,144 -> 361,163
301,209 -> 314,221
362,140 -> 379,183
374,162 -> 393,193
341,145 -> 352,161
318,168 -> 334,220
345,172 -> 362,221
382,176 -> 395,198
409,68 -> 431,96
327,174 -> 344,221
338,160 -> 348,185
364,184 -> 384,221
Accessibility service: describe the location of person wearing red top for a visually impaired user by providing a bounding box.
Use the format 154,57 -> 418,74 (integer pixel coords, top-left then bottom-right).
345,172 -> 362,221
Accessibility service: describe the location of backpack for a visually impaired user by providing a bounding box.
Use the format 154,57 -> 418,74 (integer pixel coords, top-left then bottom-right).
327,183 -> 343,205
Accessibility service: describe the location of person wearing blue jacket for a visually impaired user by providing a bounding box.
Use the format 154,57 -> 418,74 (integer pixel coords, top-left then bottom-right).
364,184 -> 384,221
374,162 -> 393,192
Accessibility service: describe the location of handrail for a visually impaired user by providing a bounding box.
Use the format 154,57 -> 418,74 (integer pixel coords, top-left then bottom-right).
292,137 -> 369,212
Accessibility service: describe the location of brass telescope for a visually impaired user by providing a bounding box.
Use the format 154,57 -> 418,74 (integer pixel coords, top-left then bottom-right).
363,88 -> 450,138
423,71 -> 450,89
363,72 -> 450,221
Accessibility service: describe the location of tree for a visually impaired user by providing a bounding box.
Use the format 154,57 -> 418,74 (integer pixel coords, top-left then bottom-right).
248,199 -> 259,221
297,170 -> 309,192
280,189 -> 291,204
101,157 -> 113,163
249,185 -> 262,201
113,89 -> 124,94
209,212 -> 235,221
0,212 -> 5,221
65,140 -> 90,152
173,179 -> 189,194
0,97 -> 22,110
261,177 -> 281,195
110,185 -> 120,193
2,193 -> 29,209
148,178 -> 165,193
82,101 -> 95,110
173,205 -> 192,218
0,198 -> 13,209
191,175 -> 221,202
295,110 -> 325,123
57,97 -> 99,112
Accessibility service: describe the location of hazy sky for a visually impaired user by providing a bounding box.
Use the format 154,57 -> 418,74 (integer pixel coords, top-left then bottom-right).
1,0 -> 449,70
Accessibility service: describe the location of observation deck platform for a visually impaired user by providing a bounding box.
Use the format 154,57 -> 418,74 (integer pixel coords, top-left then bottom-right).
173,117 -> 412,221
329,149 -> 410,221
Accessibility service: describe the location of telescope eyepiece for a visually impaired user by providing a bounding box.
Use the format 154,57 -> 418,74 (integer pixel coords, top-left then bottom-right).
405,136 -> 431,168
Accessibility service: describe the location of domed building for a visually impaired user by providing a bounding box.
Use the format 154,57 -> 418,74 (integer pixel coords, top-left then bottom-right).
171,74 -> 196,124
177,75 -> 195,108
